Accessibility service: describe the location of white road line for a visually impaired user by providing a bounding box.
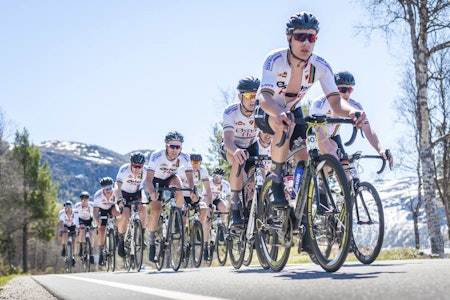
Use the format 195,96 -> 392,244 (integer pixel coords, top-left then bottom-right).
55,275 -> 230,300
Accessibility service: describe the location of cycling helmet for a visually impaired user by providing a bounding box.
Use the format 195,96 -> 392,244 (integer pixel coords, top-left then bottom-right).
213,167 -> 226,176
130,151 -> 145,164
237,76 -> 260,93
80,191 -> 90,199
99,176 -> 114,187
64,200 -> 73,207
164,131 -> 184,143
334,71 -> 355,86
190,153 -> 203,162
286,11 -> 320,34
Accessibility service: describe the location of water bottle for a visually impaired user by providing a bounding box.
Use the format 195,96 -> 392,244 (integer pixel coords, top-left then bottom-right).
293,160 -> 305,192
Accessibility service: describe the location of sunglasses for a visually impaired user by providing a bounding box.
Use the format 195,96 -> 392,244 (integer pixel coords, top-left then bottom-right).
167,144 -> 181,150
338,87 -> 353,93
132,163 -> 143,169
213,174 -> 223,179
292,33 -> 317,43
80,196 -> 89,200
241,92 -> 256,99
191,161 -> 201,165
103,186 -> 113,191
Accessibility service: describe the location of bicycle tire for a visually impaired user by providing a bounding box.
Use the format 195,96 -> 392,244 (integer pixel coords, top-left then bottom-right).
134,219 -> 144,272
82,239 -> 91,272
256,174 -> 292,272
155,215 -> 165,271
67,242 -> 73,273
228,228 -> 246,269
124,227 -> 133,271
64,244 -> 71,273
181,241 -> 190,269
168,207 -> 184,271
192,220 -> 204,268
352,181 -> 384,264
243,240 -> 254,266
106,228 -> 116,272
307,154 -> 352,273
215,224 -> 228,266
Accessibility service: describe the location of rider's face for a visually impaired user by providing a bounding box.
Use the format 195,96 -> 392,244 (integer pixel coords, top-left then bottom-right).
288,28 -> 317,61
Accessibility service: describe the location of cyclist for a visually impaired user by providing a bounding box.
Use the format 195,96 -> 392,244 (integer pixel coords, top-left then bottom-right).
114,152 -> 147,258
74,191 -> 95,264
93,176 -> 121,266
58,200 -> 77,267
205,167 -> 230,224
309,70 -> 394,169
252,130 -> 273,173
145,131 -> 198,262
222,76 -> 260,226
255,11 -> 366,207
179,153 -> 213,261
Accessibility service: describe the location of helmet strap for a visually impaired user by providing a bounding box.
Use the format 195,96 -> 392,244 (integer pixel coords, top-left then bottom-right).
240,102 -> 253,115
288,42 -> 308,67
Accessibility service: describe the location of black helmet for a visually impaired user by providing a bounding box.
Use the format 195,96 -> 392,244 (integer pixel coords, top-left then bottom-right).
100,176 -> 114,187
130,151 -> 145,164
164,131 -> 184,143
213,167 -> 226,176
334,71 -> 355,86
236,76 -> 260,93
64,200 -> 73,207
286,11 -> 320,34
80,191 -> 90,199
190,153 -> 202,162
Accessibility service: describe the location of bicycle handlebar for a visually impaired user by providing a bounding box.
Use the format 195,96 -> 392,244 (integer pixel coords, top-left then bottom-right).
275,113 -> 361,148
347,149 -> 391,174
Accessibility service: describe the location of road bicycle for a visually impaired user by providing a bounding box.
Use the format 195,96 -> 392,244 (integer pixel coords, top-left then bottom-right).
345,150 -> 389,264
205,208 -> 229,266
181,201 -> 203,268
153,185 -> 194,271
100,213 -> 118,272
79,225 -> 95,272
228,155 -> 271,270
123,199 -> 144,272
257,114 -> 358,272
62,229 -> 77,273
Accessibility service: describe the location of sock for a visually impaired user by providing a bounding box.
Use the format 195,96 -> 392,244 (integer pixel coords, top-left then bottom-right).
271,162 -> 284,183
230,190 -> 241,210
149,231 -> 156,245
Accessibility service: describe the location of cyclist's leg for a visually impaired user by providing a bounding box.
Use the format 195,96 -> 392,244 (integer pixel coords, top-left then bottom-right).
225,148 -> 244,226
148,199 -> 162,262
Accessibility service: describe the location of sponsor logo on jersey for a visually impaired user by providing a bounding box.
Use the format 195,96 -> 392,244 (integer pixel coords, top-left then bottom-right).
224,104 -> 239,115
278,72 -> 288,78
264,52 -> 282,71
316,55 -> 333,74
235,121 -> 246,126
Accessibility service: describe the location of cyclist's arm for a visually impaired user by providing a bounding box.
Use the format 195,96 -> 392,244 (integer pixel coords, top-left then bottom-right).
259,92 -> 292,131
223,131 -> 247,165
93,207 -> 100,226
145,169 -> 157,201
114,180 -> 123,200
361,122 -> 394,168
202,179 -> 213,206
327,93 -> 366,126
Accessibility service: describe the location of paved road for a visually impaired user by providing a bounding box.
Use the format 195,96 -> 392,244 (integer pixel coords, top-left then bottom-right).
33,259 -> 450,300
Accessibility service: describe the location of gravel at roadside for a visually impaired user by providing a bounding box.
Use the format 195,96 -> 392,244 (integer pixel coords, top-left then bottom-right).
0,276 -> 57,300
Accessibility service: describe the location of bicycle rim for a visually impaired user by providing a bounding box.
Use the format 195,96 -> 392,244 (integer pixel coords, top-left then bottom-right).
134,219 -> 144,272
168,208 -> 184,271
124,231 -> 132,271
192,221 -> 204,268
215,224 -> 228,266
228,228 -> 246,269
308,154 -> 352,272
68,243 -> 73,273
256,175 -> 292,272
106,229 -> 115,272
352,181 -> 384,264
155,216 -> 165,271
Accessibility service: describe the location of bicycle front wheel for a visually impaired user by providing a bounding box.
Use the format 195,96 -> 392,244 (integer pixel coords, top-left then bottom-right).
215,223 -> 228,266
192,220 -> 204,268
168,207 -> 184,271
307,154 -> 352,273
155,216 -> 165,271
352,181 -> 384,264
134,219 -> 144,272
105,229 -> 116,272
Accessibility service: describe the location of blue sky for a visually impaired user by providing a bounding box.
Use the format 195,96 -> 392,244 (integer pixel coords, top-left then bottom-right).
0,1 -> 405,180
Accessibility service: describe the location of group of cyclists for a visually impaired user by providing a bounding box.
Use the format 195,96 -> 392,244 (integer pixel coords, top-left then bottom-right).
58,10 -> 394,270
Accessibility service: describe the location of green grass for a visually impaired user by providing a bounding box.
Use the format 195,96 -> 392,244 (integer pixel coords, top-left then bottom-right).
0,274 -> 20,289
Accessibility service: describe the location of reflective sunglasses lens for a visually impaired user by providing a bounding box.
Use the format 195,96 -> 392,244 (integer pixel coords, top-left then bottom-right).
104,186 -> 113,191
168,144 -> 181,149
191,161 -> 201,165
132,164 -> 143,169
338,87 -> 353,93
242,93 -> 256,99
293,33 -> 317,42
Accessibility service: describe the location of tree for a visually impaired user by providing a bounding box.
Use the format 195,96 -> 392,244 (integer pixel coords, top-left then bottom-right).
358,0 -> 449,257
11,128 -> 58,273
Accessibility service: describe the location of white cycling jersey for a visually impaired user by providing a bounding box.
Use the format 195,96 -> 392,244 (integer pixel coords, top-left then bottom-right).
147,149 -> 192,180
93,188 -> 116,210
259,48 -> 338,111
254,138 -> 272,172
207,179 -> 231,201
74,201 -> 94,221
223,102 -> 258,148
59,209 -> 76,227
178,164 -> 210,197
116,163 -> 146,193
309,95 -> 364,136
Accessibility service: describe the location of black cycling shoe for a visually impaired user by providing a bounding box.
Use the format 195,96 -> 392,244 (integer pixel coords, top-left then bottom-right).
78,247 -> 83,257
89,255 -> 95,264
72,257 -> 76,267
98,253 -> 105,266
231,210 -> 243,227
271,181 -> 289,208
61,247 -> 66,257
149,245 -> 157,263
203,244 -> 209,261
118,240 -> 125,258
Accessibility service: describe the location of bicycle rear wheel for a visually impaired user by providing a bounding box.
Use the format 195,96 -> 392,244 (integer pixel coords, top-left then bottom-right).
134,219 -> 144,271
105,229 -> 116,272
307,154 -> 352,273
228,228 -> 246,269
352,181 -> 384,264
168,207 -> 184,271
215,224 -> 228,266
256,174 -> 292,272
192,220 -> 204,268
